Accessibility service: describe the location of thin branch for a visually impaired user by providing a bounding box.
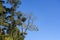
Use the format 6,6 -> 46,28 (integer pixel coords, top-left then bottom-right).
24,15 -> 31,32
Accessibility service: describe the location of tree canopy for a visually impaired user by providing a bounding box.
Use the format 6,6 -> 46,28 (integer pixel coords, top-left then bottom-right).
0,0 -> 38,40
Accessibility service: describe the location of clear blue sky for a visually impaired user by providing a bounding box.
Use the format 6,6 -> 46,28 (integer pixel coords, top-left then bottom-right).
19,0 -> 60,40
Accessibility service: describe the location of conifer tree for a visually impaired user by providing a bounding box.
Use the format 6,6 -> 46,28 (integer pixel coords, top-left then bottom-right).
0,0 -> 38,40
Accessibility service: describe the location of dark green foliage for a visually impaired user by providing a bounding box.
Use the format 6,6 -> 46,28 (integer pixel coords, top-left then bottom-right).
21,17 -> 26,22
0,1 -> 5,3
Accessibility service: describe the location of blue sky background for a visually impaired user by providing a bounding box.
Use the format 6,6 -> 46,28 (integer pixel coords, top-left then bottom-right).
19,0 -> 60,40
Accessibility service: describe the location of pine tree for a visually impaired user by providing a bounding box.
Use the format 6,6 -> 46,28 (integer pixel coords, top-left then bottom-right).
0,0 -> 38,40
